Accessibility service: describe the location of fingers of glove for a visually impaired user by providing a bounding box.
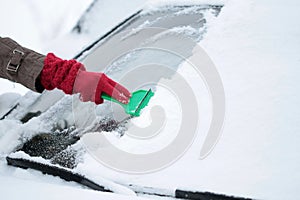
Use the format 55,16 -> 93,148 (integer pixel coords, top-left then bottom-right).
107,77 -> 131,98
94,95 -> 104,105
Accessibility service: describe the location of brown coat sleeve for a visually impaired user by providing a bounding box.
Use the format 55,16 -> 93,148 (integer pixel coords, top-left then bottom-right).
0,37 -> 45,92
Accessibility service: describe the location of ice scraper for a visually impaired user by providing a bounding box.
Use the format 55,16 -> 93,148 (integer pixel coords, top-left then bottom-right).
101,89 -> 154,117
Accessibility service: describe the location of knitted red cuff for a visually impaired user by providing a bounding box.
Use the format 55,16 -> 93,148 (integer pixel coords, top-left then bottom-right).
41,53 -> 85,94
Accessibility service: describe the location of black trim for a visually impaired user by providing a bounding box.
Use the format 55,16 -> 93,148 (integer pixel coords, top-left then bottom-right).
73,10 -> 142,60
175,189 -> 252,200
6,156 -> 252,200
6,157 -> 111,193
20,111 -> 42,123
0,103 -> 18,120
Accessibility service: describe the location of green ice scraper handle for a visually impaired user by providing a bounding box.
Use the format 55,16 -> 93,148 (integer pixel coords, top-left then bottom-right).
101,89 -> 154,117
101,93 -> 124,105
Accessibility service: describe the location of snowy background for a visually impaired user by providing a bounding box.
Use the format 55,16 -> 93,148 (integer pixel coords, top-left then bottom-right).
0,0 -> 93,95
1,0 -> 300,200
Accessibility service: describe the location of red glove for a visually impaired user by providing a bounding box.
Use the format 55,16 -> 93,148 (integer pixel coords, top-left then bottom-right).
41,53 -> 131,104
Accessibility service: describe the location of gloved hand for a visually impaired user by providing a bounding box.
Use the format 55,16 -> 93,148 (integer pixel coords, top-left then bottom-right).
73,70 -> 131,104
40,53 -> 131,104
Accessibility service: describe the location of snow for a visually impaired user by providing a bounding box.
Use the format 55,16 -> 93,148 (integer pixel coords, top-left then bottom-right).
0,0 -> 300,200
0,0 -> 93,95
0,176 -> 149,200
196,0 -> 300,198
0,93 -> 20,117
0,0 -> 93,51
8,151 -> 138,196
144,0 -> 224,9
47,0 -> 149,59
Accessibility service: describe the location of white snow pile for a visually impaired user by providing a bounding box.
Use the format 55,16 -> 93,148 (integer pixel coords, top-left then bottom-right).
0,0 -> 300,200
